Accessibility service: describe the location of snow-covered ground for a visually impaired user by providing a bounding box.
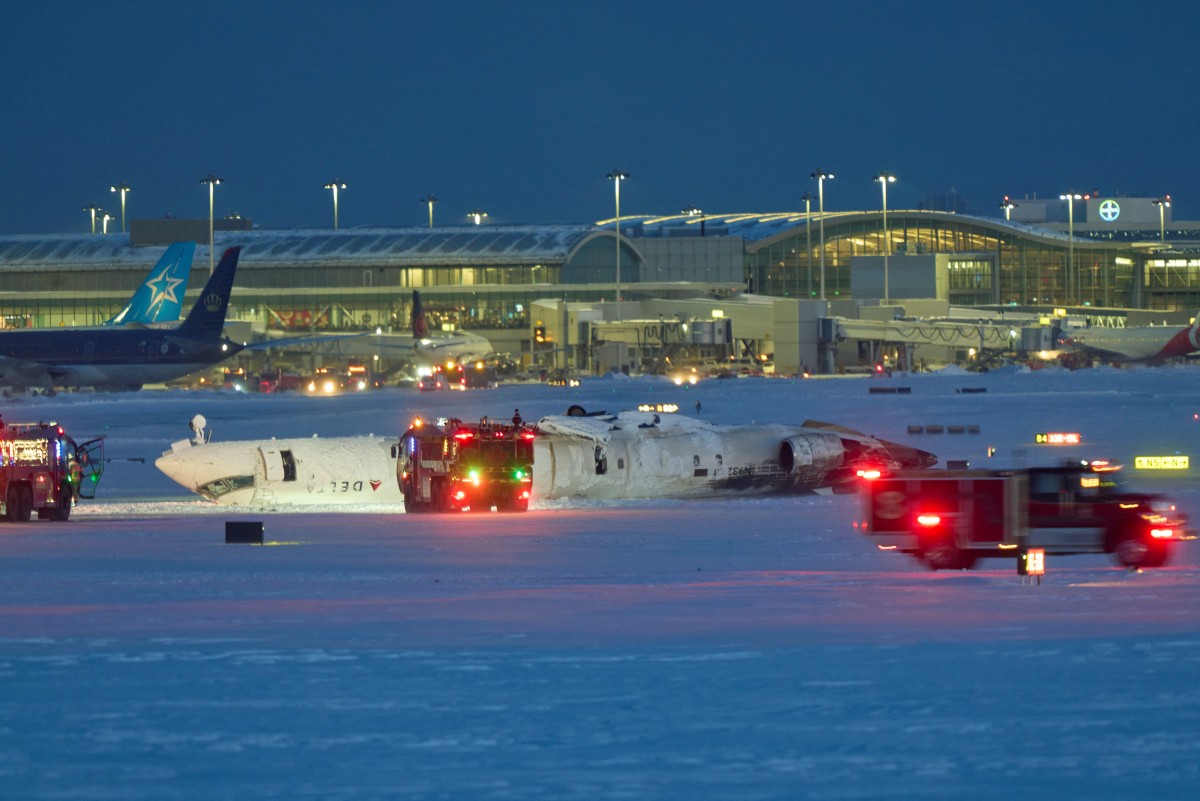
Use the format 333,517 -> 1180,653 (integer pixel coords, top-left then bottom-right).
2,367 -> 1199,799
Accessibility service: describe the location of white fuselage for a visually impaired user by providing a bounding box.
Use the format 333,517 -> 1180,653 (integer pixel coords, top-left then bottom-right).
154,411 -> 933,509
155,435 -> 405,507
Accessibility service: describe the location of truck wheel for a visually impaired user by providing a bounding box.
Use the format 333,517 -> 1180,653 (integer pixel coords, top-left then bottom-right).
3,487 -> 18,522
51,487 -> 72,521
922,540 -> 977,570
17,485 -> 33,522
1114,536 -> 1169,569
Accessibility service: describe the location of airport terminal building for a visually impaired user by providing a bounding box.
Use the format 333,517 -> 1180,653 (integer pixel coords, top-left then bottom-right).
0,196 -> 1196,376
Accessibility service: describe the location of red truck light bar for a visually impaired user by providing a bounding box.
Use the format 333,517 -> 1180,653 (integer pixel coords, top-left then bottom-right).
916,514 -> 942,527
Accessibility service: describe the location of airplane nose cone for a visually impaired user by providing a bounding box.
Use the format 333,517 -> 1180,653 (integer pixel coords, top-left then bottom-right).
880,439 -> 938,470
154,448 -> 196,489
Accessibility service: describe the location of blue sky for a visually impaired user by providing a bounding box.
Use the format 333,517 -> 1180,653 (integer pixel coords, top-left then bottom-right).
3,0 -> 1196,234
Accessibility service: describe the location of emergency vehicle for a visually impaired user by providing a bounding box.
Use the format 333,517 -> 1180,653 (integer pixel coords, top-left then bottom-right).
397,416 -> 534,512
858,460 -> 1192,570
0,420 -> 104,522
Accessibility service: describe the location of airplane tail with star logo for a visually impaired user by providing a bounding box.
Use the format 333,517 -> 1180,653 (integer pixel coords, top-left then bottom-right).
104,241 -> 196,326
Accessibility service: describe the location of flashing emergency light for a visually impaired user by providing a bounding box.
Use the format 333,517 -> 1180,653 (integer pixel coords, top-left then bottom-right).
467,469 -> 481,485
856,468 -> 882,480
1150,529 -> 1176,539
916,513 -> 941,527
513,469 -> 526,480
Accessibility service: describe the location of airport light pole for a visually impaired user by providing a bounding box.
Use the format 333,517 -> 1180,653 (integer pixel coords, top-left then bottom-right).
1000,196 -> 1016,221
607,169 -> 628,321
811,169 -> 834,299
201,173 -> 223,273
467,208 -> 488,225
1152,195 -> 1171,245
83,203 -> 102,234
324,180 -> 346,229
1059,191 -> 1085,304
109,181 -> 131,233
875,173 -> 897,304
420,194 -> 438,228
801,192 -> 814,298
101,212 -> 114,235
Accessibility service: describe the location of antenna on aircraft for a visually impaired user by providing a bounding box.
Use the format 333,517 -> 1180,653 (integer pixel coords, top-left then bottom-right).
189,414 -> 209,445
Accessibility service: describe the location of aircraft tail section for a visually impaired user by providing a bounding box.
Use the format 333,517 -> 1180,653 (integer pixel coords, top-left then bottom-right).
176,247 -> 241,338
1156,312 -> 1200,360
105,241 -> 195,325
412,290 -> 428,339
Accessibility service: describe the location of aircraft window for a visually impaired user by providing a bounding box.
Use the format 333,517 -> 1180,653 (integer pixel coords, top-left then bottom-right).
199,474 -> 255,499
281,450 -> 297,482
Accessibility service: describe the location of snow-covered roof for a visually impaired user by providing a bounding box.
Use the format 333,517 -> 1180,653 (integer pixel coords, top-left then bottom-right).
0,225 -> 610,269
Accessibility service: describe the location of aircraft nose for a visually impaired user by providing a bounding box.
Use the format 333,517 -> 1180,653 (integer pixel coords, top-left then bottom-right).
880,439 -> 938,470
154,449 -> 196,489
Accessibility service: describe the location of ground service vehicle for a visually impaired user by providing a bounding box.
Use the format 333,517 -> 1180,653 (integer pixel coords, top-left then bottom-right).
0,421 -> 104,521
858,461 -> 1192,570
397,416 -> 534,512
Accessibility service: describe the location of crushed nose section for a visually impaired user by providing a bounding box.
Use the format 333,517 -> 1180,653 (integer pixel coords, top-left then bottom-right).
879,438 -> 938,470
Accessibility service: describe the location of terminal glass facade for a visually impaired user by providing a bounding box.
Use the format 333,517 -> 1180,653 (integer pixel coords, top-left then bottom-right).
747,213 -> 1143,309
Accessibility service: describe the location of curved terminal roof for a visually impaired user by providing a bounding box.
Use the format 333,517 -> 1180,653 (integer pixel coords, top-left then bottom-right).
0,225 -> 612,269
604,210 -> 1092,247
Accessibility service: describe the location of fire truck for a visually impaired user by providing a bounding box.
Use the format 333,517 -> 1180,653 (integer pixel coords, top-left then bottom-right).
397,416 -> 534,512
858,460 -> 1192,570
0,420 -> 104,522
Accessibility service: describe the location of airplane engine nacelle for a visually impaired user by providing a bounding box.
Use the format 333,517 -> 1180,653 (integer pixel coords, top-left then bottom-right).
778,432 -> 845,485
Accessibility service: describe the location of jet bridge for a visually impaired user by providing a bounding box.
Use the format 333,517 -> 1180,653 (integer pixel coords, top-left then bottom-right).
827,317 -> 1025,371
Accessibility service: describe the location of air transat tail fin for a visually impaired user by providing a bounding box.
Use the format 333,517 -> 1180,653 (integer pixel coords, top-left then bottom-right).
176,247 -> 241,339
105,241 -> 195,325
412,290 -> 428,339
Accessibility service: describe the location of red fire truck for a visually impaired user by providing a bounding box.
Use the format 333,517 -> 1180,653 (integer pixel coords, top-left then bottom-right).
858,460 -> 1192,570
397,416 -> 534,512
0,420 -> 104,522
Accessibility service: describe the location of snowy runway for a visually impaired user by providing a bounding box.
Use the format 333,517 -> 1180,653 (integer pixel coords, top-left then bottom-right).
2,369 -> 1200,798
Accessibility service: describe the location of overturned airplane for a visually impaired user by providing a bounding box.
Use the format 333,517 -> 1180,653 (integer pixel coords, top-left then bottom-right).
532,407 -> 936,500
154,407 -> 936,508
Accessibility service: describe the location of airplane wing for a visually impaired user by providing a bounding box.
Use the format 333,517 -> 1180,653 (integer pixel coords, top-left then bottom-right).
0,354 -> 74,390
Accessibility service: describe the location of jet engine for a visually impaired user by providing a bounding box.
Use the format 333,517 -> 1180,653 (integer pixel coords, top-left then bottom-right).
777,432 -> 845,486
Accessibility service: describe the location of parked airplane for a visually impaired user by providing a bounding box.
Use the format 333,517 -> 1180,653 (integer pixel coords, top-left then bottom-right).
154,406 -> 935,508
105,241 -> 195,326
0,247 -> 243,391
248,290 -> 492,367
1063,314 -> 1200,363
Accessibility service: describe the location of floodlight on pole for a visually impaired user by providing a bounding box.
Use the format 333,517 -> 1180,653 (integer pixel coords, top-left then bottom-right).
1000,196 -> 1016,221
324,181 -> 347,229
420,194 -> 438,228
101,212 -> 114,235
607,169 -> 628,321
467,208 -> 488,225
811,169 -> 834,299
109,181 -> 131,233
200,173 -> 223,272
801,192 -> 814,298
875,173 -> 897,303
83,203 -> 102,234
1152,195 -> 1171,244
1059,191 -> 1086,303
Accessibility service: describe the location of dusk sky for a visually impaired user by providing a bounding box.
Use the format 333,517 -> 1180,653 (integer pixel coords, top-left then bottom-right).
3,0 -> 1197,235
